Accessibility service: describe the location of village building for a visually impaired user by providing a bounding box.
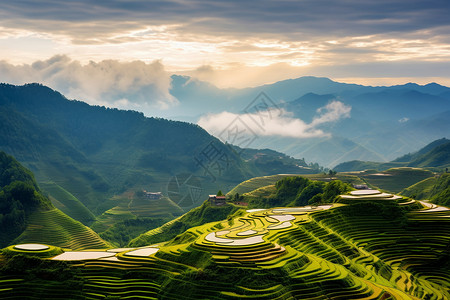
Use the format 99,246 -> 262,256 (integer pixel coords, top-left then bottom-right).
143,191 -> 162,200
209,195 -> 227,206
353,184 -> 369,190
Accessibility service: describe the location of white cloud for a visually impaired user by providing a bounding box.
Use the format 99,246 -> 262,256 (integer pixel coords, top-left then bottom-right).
311,101 -> 352,126
398,117 -> 409,123
198,101 -> 351,140
0,55 -> 177,111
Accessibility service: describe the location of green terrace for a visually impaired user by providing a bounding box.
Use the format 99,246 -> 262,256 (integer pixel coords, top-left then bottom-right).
1,189 -> 449,299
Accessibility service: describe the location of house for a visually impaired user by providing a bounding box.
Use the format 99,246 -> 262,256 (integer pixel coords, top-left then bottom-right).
353,184 -> 369,190
209,195 -> 227,206
144,191 -> 162,200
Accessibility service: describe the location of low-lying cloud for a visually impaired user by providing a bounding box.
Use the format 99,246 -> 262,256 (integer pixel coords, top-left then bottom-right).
311,101 -> 352,126
198,101 -> 351,140
0,55 -> 177,111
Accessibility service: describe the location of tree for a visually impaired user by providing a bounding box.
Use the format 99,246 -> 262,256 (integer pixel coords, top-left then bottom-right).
309,193 -> 323,205
293,181 -> 325,206
232,193 -> 243,201
322,180 -> 352,203
217,190 -> 223,196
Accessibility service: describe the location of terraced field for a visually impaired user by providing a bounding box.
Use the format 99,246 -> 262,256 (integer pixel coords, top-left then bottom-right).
40,181 -> 96,225
354,168 -> 435,193
91,195 -> 183,234
1,189 -> 449,299
228,173 -> 365,196
12,208 -> 110,250
227,174 -> 298,196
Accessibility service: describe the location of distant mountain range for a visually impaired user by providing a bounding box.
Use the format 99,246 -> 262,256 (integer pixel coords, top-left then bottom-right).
169,76 -> 450,167
0,83 -> 322,223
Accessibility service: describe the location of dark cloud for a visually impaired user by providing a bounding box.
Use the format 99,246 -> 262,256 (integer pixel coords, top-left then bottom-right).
1,0 -> 449,42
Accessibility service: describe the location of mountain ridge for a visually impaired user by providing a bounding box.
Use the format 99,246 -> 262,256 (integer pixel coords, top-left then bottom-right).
334,137 -> 450,172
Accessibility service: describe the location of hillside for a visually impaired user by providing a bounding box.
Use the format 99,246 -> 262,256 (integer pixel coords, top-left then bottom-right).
335,138 -> 450,172
1,189 -> 449,299
402,173 -> 450,206
354,168 -> 435,193
0,83 -> 322,223
130,175 -> 354,247
394,138 -> 450,162
0,151 -> 52,247
429,173 -> 450,206
0,151 -> 109,249
408,140 -> 450,167
39,181 -> 96,225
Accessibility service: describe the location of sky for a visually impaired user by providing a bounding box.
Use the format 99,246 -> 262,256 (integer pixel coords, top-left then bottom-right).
0,0 -> 450,113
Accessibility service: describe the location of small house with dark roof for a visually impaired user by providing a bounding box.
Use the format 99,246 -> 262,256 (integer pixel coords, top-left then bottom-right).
209,195 -> 227,206
144,191 -> 162,200
352,184 -> 369,190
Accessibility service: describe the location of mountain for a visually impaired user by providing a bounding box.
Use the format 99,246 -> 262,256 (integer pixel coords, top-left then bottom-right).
394,137 -> 450,162
407,139 -> 450,168
248,135 -> 387,168
0,83 -> 322,226
0,151 -> 109,249
169,76 -> 450,167
335,138 -> 450,172
170,76 -> 450,117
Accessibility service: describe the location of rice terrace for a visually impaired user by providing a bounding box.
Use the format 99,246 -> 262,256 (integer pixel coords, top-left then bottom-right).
1,0 -> 450,298
1,187 -> 449,299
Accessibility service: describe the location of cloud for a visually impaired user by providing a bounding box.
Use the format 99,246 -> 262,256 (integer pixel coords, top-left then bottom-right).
0,55 -> 177,111
1,1 -> 450,89
198,101 -> 351,140
1,0 -> 449,40
311,101 -> 352,126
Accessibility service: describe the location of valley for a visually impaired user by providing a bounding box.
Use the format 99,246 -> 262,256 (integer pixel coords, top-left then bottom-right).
1,1 -> 450,299
0,83 -> 449,299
